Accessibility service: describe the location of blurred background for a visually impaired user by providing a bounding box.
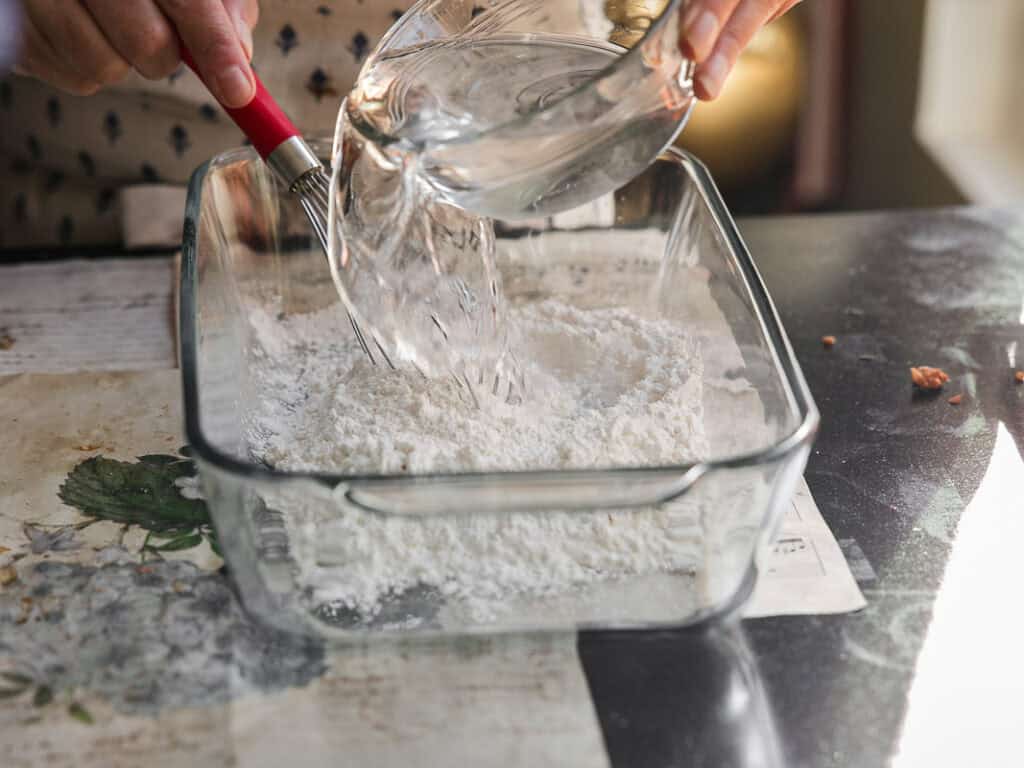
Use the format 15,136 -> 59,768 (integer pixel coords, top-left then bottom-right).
1,0 -> 1020,247
677,0 -> 1021,216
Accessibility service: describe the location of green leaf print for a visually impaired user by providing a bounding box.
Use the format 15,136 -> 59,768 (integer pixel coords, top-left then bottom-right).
58,451 -> 216,558
68,702 -> 95,725
32,685 -> 53,707
58,454 -> 208,532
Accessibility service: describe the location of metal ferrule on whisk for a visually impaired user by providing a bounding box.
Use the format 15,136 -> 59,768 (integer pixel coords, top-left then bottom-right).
266,136 -> 323,190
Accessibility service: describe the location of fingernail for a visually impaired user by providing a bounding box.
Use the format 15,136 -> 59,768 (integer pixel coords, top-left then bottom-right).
217,66 -> 255,108
696,52 -> 728,100
682,11 -> 719,63
234,16 -> 254,60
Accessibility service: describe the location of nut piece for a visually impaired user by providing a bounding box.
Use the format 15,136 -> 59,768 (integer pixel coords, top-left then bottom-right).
822,335 -> 836,348
947,394 -> 963,405
910,366 -> 949,390
1016,371 -> 1024,384
0,566 -> 17,586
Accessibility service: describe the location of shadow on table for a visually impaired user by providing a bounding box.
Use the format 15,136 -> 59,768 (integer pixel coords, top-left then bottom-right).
579,621 -> 784,768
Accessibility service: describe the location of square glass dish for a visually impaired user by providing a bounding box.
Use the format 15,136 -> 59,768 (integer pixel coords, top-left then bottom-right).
180,145 -> 818,639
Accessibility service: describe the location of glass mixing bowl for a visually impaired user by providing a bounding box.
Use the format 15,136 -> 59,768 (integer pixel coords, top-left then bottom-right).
340,0 -> 697,219
180,144 -> 818,639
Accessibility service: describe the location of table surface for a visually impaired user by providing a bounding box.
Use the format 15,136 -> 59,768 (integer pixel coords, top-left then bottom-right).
739,207 -> 1024,768
1,205 -> 1022,767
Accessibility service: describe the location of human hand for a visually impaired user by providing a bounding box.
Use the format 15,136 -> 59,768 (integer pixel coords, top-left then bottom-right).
13,0 -> 259,107
680,0 -> 802,100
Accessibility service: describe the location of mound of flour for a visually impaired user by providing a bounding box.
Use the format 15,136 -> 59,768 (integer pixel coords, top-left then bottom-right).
246,299 -> 714,622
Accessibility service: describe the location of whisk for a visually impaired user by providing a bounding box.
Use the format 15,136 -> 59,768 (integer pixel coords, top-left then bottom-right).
183,49 -> 523,403
180,49 -> 383,365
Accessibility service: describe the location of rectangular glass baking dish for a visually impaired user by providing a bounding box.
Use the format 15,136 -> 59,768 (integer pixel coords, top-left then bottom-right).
180,144 -> 818,639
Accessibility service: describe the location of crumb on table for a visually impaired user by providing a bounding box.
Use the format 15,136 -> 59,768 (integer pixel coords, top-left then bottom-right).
821,335 -> 836,348
910,366 -> 949,390
0,332 -> 14,351
1016,371 -> 1024,384
0,566 -> 17,587
947,394 -> 963,405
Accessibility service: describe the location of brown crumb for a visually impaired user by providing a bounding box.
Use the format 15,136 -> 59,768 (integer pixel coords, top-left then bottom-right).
75,443 -> 103,452
0,333 -> 14,351
910,366 -> 949,390
0,566 -> 17,587
821,335 -> 836,348
1016,371 -> 1024,384
14,596 -> 32,625
947,394 -> 963,405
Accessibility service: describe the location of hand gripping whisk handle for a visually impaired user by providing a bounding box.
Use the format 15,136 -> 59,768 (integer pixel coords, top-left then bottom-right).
179,45 -> 322,189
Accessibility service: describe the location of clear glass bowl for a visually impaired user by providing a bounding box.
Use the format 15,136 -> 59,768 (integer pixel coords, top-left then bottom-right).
180,144 -> 818,639
344,0 -> 696,219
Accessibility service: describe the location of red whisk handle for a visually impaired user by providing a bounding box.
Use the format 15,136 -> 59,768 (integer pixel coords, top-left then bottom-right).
179,46 -> 301,161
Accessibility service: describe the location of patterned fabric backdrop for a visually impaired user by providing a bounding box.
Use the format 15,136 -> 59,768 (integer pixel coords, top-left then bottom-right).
0,1 -> 416,248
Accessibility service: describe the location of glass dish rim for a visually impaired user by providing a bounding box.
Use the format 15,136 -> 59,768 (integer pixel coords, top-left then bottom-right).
178,146 -> 820,490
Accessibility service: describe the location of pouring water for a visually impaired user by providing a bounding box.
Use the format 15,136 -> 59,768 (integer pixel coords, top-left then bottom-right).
326,0 -> 695,403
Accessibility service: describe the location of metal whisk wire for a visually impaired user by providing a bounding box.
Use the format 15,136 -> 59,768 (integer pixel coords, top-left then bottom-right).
294,165 -> 524,405
292,169 -> 393,368
176,46 -> 380,367
178,46 -> 520,402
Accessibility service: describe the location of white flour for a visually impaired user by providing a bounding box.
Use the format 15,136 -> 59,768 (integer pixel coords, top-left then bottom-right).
246,299 -> 715,623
